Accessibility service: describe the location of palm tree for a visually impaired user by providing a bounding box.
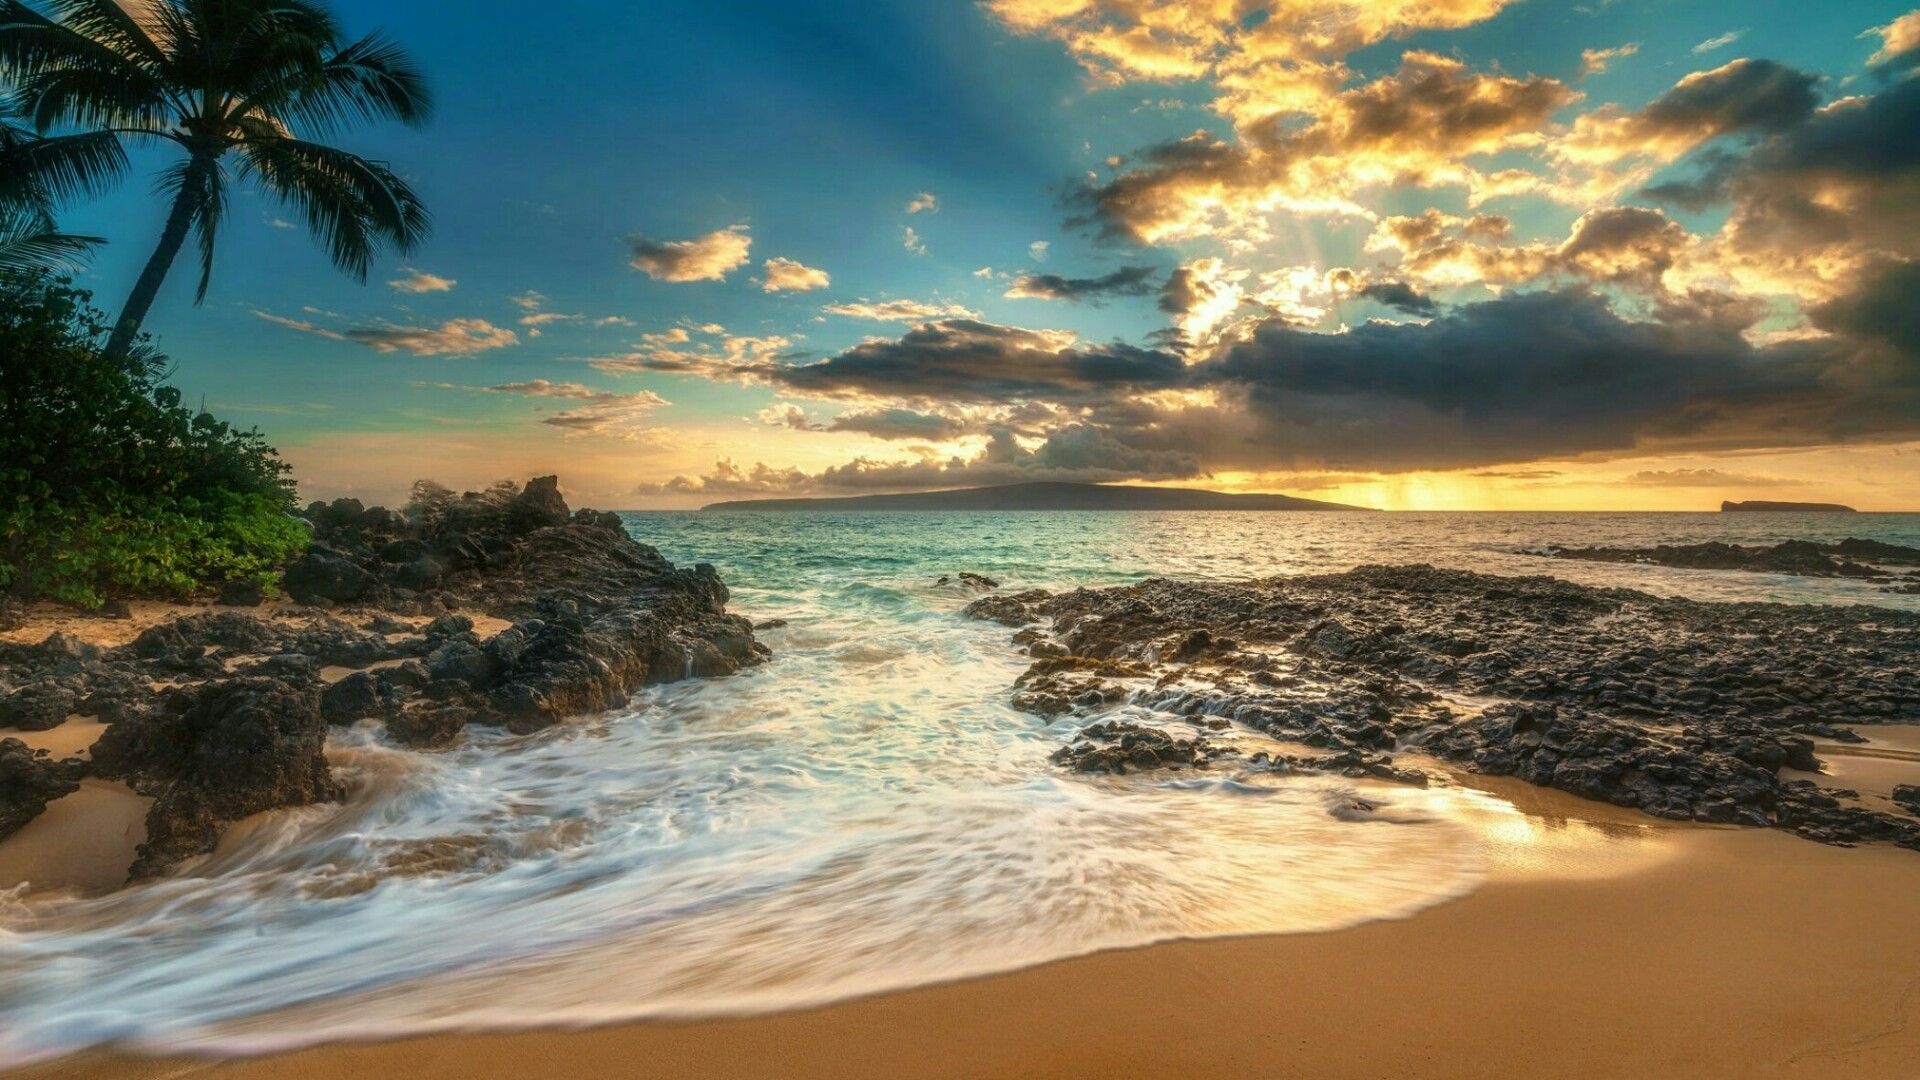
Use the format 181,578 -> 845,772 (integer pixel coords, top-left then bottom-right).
0,0 -> 432,357
0,108 -> 121,271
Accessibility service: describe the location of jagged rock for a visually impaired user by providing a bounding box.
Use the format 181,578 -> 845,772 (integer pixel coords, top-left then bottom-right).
0,681 -> 81,731
284,548 -> 376,604
507,475 -> 571,534
92,675 -> 340,879
963,590 -> 1049,626
1052,720 -> 1216,775
0,739 -> 83,841
395,556 -> 447,591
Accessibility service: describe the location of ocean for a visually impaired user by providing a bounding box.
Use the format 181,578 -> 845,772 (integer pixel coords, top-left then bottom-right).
2,511 -> 1916,1064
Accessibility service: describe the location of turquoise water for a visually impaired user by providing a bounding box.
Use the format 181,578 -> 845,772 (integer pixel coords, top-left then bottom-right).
1,511 -> 1915,1064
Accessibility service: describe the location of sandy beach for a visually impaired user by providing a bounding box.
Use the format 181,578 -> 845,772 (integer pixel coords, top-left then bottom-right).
12,786 -> 1920,1080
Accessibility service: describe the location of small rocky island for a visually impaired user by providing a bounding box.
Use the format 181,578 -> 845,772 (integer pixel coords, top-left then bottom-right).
1722,500 -> 1857,512
0,478 -> 762,882
966,565 -> 1920,849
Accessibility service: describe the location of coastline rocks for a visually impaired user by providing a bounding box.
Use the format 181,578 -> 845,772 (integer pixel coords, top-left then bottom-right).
0,475 -> 764,882
971,564 -> 1920,851
215,579 -> 266,607
1052,720 -> 1217,774
0,739 -> 83,841
962,590 -> 1049,627
1529,538 -> 1920,580
91,674 -> 340,879
283,548 -> 378,604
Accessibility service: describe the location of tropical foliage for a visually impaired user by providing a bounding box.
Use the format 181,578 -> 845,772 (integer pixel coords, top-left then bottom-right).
0,272 -> 307,606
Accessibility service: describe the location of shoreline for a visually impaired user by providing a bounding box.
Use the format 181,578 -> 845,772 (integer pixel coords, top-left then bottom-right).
12,792 -> 1920,1080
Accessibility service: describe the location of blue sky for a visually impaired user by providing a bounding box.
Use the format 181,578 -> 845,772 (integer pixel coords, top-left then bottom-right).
40,0 -> 1920,508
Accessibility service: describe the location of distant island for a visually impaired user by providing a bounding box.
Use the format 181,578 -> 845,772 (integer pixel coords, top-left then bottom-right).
702,481 -> 1373,512
1721,500 -> 1857,513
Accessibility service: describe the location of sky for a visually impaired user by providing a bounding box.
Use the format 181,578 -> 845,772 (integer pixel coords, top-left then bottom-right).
49,0 -> 1920,510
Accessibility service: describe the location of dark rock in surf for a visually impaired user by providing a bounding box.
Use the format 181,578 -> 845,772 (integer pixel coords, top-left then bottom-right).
91,674 -> 341,879
970,564 -> 1920,852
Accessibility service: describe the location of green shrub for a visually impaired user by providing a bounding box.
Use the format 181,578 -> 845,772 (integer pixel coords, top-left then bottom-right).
0,272 -> 307,606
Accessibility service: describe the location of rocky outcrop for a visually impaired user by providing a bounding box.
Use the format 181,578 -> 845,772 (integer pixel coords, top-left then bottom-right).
0,477 -> 763,881
92,674 -> 339,879
1530,538 -> 1920,584
970,565 -> 1920,851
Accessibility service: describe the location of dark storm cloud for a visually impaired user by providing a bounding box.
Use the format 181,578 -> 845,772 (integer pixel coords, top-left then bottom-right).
768,319 -> 1187,403
1635,58 -> 1820,138
1195,288 -> 1919,471
1645,73 -> 1920,261
1355,281 -> 1436,315
1809,260 -> 1920,362
1004,265 -> 1159,303
824,408 -> 975,440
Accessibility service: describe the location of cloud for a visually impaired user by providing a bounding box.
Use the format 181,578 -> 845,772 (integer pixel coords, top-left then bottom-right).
1356,281 -> 1436,315
627,225 -> 752,282
1617,468 -> 1792,487
1003,265 -> 1158,302
255,311 -> 518,356
823,298 -> 978,321
767,318 -> 1185,404
906,192 -> 938,214
1868,10 -> 1920,68
826,407 -> 975,440
646,425 -> 1203,497
1643,71 -> 1920,298
345,319 -> 520,356
1560,59 -> 1820,167
1029,240 -> 1050,260
1692,29 -> 1747,54
1073,53 -> 1575,243
984,0 -> 1522,89
388,268 -> 456,294
637,459 -> 814,496
1580,43 -> 1639,77
1198,287 -> 1918,471
762,256 -> 832,293
1366,205 -> 1690,291
452,380 -> 671,440
588,326 -> 793,381
903,226 -> 927,255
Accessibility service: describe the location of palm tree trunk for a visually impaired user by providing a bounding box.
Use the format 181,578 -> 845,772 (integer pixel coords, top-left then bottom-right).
104,157 -> 209,361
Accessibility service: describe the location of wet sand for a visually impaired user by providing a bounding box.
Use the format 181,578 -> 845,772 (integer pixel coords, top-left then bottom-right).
11,813 -> 1920,1080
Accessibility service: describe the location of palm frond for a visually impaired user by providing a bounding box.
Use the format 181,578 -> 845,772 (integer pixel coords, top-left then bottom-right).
42,0 -> 167,67
237,134 -> 427,281
0,202 -> 100,271
276,30 -> 430,132
0,124 -> 127,207
0,1 -> 169,107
